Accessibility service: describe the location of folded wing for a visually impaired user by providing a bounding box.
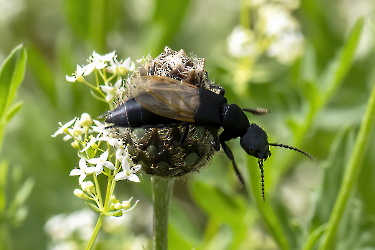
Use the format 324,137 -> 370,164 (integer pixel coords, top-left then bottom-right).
131,76 -> 199,122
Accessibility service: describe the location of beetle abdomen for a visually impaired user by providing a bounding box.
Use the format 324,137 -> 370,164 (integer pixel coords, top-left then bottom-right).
105,98 -> 182,128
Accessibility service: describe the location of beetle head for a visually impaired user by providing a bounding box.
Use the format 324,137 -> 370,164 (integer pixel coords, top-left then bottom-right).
240,123 -> 271,160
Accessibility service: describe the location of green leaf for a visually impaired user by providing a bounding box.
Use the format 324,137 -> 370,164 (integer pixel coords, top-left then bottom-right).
9,178 -> 34,212
168,224 -> 195,250
190,181 -> 246,249
88,0 -> 107,51
64,0 -> 90,40
0,44 -> 27,120
169,199 -> 201,245
301,44 -> 318,84
6,101 -> 23,123
318,17 -> 364,105
190,181 -> 246,225
319,73 -> 375,250
0,160 -> 9,212
310,126 -> 353,231
143,0 -> 191,54
303,224 -> 327,250
28,46 -> 57,107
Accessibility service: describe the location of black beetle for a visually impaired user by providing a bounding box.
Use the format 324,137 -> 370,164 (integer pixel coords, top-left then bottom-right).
105,75 -> 313,201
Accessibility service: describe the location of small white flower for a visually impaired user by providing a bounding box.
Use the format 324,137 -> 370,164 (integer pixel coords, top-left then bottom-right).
80,135 -> 122,153
115,148 -> 141,182
87,150 -> 116,175
227,25 -> 257,58
100,79 -> 122,102
80,136 -> 99,152
66,118 -> 85,140
258,5 -> 299,37
70,158 -> 97,184
90,51 -> 116,65
66,64 -> 93,82
267,30 -> 304,64
52,118 -> 76,137
106,57 -> 135,75
88,51 -> 116,72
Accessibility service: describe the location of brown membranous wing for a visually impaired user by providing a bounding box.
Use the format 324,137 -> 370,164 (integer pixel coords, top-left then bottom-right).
131,76 -> 200,122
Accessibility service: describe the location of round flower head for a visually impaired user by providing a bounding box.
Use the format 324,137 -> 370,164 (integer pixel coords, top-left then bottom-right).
106,47 -> 223,178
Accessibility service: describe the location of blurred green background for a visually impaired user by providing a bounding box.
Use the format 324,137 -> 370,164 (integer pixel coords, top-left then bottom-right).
0,0 -> 375,249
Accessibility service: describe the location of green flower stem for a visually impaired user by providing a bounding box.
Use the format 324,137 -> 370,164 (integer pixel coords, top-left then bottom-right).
318,80 -> 375,250
85,213 -> 105,250
152,176 -> 175,250
240,0 -> 250,30
93,175 -> 103,209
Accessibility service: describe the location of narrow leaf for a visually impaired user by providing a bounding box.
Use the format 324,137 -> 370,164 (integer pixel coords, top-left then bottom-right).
0,160 -> 9,212
9,178 -> 34,211
0,44 -> 27,119
319,17 -> 364,105
28,46 -> 57,106
319,78 -> 375,249
6,101 -> 23,123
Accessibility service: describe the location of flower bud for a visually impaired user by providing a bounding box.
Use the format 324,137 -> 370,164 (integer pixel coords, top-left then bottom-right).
121,200 -> 131,209
76,75 -> 85,83
80,113 -> 93,127
114,202 -> 122,210
71,141 -> 80,149
74,189 -> 85,198
80,181 -> 95,194
119,67 -> 128,76
110,195 -> 117,203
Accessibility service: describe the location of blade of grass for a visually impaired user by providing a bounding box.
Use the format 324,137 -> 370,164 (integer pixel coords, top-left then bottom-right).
318,79 -> 375,250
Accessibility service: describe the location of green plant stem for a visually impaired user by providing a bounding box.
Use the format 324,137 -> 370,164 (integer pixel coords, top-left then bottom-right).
302,224 -> 326,250
318,80 -> 375,250
85,214 -> 105,250
152,176 -> 175,250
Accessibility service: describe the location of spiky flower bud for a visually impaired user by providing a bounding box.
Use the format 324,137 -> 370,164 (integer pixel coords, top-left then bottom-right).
109,47 -> 223,178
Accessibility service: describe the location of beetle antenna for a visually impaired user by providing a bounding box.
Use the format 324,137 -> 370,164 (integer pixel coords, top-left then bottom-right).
269,143 -> 314,161
242,108 -> 270,116
258,158 -> 265,202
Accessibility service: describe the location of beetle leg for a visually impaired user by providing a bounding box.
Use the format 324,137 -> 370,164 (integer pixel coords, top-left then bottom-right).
208,129 -> 220,151
219,136 -> 245,186
178,124 -> 190,146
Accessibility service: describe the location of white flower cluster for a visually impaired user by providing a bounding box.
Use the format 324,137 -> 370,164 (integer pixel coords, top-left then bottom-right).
227,0 -> 304,64
52,113 -> 141,183
65,51 -> 135,104
53,51 -> 139,217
